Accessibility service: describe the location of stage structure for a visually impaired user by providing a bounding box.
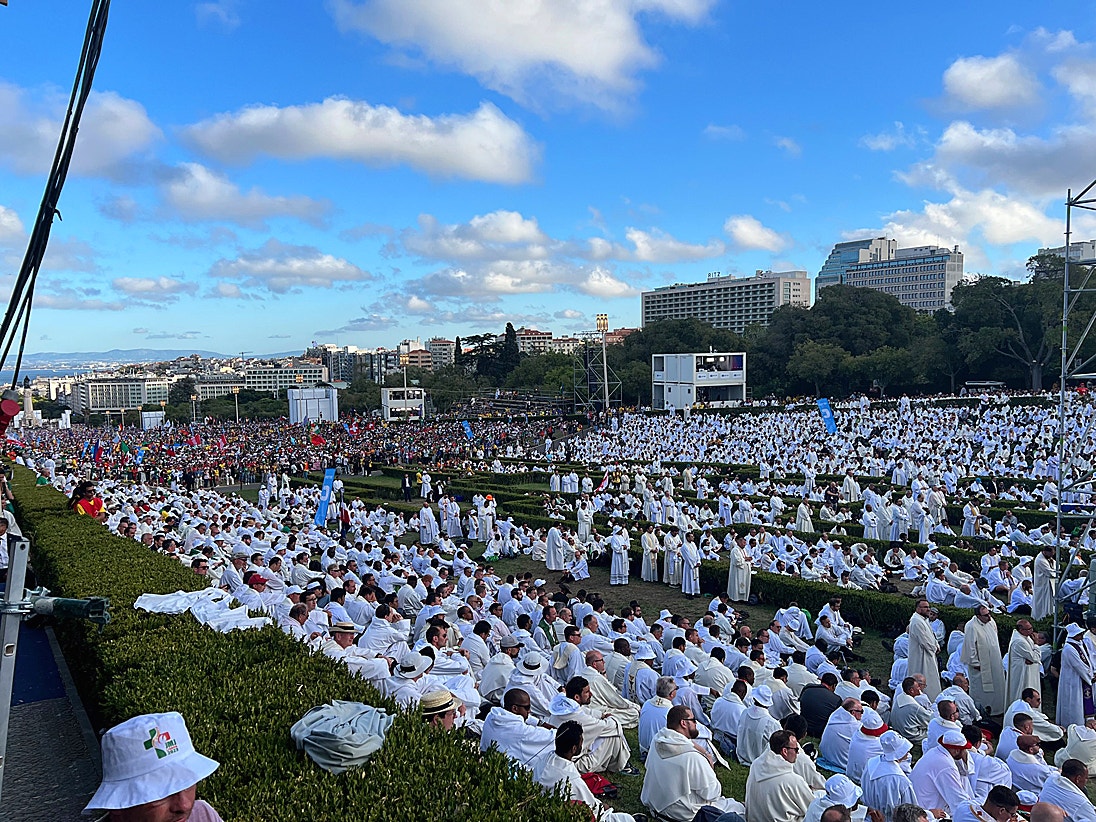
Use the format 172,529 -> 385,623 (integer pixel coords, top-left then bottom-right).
1054,180 -> 1096,640
382,387 -> 425,421
572,314 -> 622,413
288,387 -> 339,424
651,352 -> 746,411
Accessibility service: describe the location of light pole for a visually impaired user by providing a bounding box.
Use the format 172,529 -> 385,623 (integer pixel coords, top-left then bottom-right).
159,400 -> 166,427
596,313 -> 610,411
399,354 -> 409,421
190,393 -> 197,423
232,386 -> 240,424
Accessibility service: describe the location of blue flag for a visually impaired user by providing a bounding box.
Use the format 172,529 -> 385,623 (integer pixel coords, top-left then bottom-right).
816,398 -> 838,435
314,468 -> 337,526
461,420 -> 474,441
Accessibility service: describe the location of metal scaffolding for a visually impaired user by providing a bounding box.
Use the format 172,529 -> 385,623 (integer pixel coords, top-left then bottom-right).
572,318 -> 621,413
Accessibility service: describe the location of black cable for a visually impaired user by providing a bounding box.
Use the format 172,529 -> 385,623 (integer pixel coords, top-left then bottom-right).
0,0 -> 112,387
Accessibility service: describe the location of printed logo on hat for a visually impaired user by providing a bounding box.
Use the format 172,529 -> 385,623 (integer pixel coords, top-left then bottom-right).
144,727 -> 179,759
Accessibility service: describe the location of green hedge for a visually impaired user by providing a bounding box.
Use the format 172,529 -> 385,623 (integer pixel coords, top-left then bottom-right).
11,469 -> 582,822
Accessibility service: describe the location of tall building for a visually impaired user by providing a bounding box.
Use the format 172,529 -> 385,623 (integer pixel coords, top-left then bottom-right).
815,237 -> 897,290
1039,240 -> 1096,264
817,238 -> 964,311
244,360 -> 326,394
640,270 -> 811,333
513,328 -> 553,355
426,338 -> 455,370
72,377 -> 171,413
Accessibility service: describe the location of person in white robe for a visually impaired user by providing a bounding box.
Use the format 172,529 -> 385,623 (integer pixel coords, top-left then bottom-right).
961,607 -> 1006,717
1005,734 -> 1056,793
908,600 -> 942,700
862,731 -> 918,822
506,654 -> 562,719
804,775 -> 866,822
744,729 -> 816,822
641,708 -> 743,822
892,678 -> 932,744
1059,623 -> 1096,729
727,537 -> 752,603
418,502 -> 439,546
680,534 -> 702,598
664,527 -> 682,587
480,689 -> 556,769
480,639 -> 521,704
533,723 -> 636,822
796,500 -> 814,534
1032,547 -> 1057,621
710,681 -> 748,755
1038,759 -> 1096,822
545,525 -> 566,572
1006,622 -> 1043,706
939,674 -> 982,727
818,698 -> 862,772
579,656 -> 641,730
544,684 -> 631,774
910,730 -> 974,815
609,526 -> 630,586
640,524 -> 660,583
737,686 -> 782,765
846,709 -> 888,783
1055,723 -> 1096,775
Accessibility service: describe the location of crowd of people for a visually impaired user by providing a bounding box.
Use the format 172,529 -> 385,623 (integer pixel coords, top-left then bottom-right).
17,390 -> 1096,821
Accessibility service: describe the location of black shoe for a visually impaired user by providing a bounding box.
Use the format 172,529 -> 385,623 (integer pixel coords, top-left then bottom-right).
618,765 -> 641,776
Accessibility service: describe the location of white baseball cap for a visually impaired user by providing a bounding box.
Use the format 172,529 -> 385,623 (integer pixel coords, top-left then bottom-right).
84,712 -> 219,813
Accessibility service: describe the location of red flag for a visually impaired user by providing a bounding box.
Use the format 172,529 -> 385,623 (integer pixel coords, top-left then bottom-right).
594,471 -> 609,493
218,435 -> 228,450
311,433 -> 326,446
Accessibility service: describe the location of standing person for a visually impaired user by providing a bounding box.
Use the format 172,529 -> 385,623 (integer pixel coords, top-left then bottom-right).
545,524 -> 566,573
727,535 -> 752,603
418,501 -> 439,546
609,525 -> 630,586
680,531 -> 702,600
908,600 -> 941,700
961,606 -> 1006,717
1006,621 -> 1043,706
1033,546 -> 1057,621
664,525 -> 682,588
83,711 -> 224,821
401,473 -> 412,502
641,523 -> 660,583
1058,623 -> 1096,729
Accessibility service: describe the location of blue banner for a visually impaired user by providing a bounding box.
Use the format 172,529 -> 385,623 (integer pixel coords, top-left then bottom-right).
461,420 -> 474,441
314,468 -> 337,525
816,398 -> 838,435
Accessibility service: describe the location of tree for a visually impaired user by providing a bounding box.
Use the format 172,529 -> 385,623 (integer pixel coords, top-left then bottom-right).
453,336 -> 464,369
168,377 -> 196,406
948,255 -> 1092,390
853,345 -> 915,397
499,322 -> 521,375
786,340 -> 851,397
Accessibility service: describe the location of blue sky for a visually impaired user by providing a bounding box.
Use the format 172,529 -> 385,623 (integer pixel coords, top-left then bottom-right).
1,1 -> 1095,355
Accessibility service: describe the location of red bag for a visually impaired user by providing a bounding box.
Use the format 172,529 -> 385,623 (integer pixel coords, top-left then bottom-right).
580,772 -> 618,798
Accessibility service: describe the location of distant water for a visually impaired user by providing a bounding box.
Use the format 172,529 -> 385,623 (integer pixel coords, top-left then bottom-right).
0,369 -> 90,384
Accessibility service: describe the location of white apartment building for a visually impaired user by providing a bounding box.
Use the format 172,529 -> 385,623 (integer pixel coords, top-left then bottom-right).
817,238 -> 964,311
244,362 -> 326,394
641,270 -> 811,333
73,377 -> 172,413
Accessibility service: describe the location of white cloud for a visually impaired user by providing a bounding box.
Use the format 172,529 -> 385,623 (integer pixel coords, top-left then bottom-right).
0,83 -> 161,178
209,239 -> 372,294
623,228 -> 723,262
703,124 -> 745,141
184,98 -> 538,184
328,0 -> 713,110
1053,59 -> 1096,118
774,136 -> 801,157
0,206 -> 24,245
859,121 -> 923,152
112,276 -> 198,302
196,1 -> 241,30
942,54 -> 1040,110
576,267 -> 638,298
36,286 -> 124,311
723,215 -> 788,252
163,163 -> 329,228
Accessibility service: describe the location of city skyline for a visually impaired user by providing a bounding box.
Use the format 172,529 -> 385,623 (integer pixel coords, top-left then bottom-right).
2,2 -> 1096,353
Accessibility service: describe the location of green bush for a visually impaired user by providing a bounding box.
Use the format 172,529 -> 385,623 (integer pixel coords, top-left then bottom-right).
10,469 -> 582,822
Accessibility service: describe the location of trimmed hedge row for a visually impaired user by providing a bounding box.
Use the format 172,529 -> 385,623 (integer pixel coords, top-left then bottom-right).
11,468 -> 582,822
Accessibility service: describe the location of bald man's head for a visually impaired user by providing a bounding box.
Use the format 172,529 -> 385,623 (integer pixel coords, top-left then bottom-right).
1030,803 -> 1066,822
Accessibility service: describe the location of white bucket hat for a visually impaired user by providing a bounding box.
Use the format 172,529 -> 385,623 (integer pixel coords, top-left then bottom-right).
84,712 -> 219,813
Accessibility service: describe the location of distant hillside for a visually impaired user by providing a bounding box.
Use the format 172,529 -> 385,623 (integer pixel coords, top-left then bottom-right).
17,348 -> 302,367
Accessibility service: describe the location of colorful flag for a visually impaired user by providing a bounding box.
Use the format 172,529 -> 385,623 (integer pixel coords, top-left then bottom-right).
310,433 -> 326,446
595,471 -> 610,493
